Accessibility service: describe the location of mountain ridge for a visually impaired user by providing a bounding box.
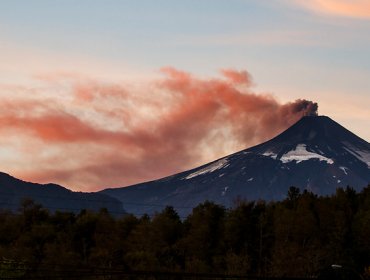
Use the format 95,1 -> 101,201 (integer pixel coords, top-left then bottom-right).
0,171 -> 125,214
101,115 -> 370,216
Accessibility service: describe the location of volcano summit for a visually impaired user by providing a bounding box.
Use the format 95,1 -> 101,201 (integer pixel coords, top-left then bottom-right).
102,116 -> 370,216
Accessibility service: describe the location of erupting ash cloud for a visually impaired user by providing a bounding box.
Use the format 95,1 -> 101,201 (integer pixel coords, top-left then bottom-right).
0,68 -> 318,190
158,67 -> 317,145
290,99 -> 318,117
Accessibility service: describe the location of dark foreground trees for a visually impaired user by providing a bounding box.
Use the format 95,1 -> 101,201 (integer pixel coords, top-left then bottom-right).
1,186 -> 370,279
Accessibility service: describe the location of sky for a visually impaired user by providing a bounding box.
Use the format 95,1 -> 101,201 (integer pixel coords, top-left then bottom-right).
0,0 -> 369,191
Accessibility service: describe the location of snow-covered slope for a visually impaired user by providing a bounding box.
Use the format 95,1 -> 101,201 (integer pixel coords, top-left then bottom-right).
102,116 -> 370,216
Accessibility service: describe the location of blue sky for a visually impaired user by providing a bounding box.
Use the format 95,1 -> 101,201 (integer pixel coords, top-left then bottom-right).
1,1 -> 369,98
0,0 -> 369,190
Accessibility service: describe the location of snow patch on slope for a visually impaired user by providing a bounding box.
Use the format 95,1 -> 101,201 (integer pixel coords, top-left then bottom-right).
280,144 -> 334,164
343,144 -> 370,168
262,151 -> 277,159
184,159 -> 229,179
339,166 -> 348,175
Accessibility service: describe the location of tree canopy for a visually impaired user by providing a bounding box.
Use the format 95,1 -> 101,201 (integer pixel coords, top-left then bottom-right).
1,186 -> 370,279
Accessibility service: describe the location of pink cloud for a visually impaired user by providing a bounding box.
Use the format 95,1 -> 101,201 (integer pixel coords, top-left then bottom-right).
220,69 -> 252,85
293,0 -> 370,18
0,68 -> 317,191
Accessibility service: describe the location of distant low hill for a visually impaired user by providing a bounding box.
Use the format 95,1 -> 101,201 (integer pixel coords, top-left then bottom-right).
0,172 -> 125,214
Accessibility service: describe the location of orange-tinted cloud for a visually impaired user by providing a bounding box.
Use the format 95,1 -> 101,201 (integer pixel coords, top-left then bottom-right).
293,0 -> 370,18
0,68 -> 317,191
220,69 -> 252,85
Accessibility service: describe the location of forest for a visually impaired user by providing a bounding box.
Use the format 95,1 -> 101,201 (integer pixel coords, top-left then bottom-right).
0,185 -> 370,279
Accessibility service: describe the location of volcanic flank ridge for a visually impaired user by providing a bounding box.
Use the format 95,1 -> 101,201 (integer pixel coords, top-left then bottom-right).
102,115 -> 370,216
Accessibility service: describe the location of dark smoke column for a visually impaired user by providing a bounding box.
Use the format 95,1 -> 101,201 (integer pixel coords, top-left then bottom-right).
294,99 -> 318,117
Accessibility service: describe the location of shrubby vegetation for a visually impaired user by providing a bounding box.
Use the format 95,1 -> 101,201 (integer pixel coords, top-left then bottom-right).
1,185 -> 370,278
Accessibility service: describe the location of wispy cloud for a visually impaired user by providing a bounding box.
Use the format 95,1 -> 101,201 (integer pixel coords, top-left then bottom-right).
171,29 -> 332,48
291,0 -> 370,19
0,37 -> 151,86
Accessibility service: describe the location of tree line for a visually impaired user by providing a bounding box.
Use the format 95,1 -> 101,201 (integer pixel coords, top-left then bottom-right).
0,185 -> 370,279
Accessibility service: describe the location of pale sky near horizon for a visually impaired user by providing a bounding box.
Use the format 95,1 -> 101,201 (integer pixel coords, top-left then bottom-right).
0,0 -> 369,191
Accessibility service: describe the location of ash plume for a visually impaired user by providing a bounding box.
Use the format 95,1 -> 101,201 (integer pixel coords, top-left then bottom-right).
0,68 -> 319,190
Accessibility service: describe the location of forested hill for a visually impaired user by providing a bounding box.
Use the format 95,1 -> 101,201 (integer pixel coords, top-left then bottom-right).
1,185 -> 370,279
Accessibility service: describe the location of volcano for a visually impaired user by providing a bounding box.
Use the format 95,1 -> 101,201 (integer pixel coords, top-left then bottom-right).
102,116 -> 370,216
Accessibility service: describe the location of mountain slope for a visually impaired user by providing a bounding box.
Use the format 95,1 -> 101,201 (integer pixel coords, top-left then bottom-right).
102,116 -> 370,216
0,172 -> 125,214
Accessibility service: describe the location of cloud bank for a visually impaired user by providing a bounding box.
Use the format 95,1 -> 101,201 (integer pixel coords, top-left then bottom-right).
0,68 -> 317,191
